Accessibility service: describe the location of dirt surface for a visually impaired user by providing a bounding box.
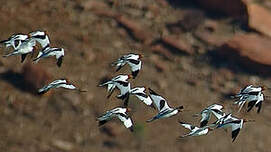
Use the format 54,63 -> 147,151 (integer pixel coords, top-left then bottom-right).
0,0 -> 271,152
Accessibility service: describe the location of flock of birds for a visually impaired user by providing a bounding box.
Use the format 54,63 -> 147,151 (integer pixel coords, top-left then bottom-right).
0,31 -> 267,143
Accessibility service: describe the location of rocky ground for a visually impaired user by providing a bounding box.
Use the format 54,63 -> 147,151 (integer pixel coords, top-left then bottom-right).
0,0 -> 271,152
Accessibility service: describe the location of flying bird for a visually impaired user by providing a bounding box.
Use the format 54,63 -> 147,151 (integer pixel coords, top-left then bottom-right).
216,114 -> 254,142
146,88 -> 183,122
246,92 -> 264,113
33,45 -> 64,67
99,74 -> 132,98
179,122 -> 214,138
112,53 -> 143,79
194,104 -> 225,127
0,33 -> 30,50
232,85 -> 265,112
97,107 -> 134,132
38,79 -> 86,94
29,30 -> 50,48
123,86 -> 153,107
3,38 -> 36,63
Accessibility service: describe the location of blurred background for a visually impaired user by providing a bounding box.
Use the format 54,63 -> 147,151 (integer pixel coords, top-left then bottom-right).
0,0 -> 271,151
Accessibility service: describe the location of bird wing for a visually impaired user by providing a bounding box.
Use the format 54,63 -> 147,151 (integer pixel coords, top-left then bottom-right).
127,59 -> 141,78
149,88 -> 170,112
130,87 -> 152,106
200,110 -> 211,127
179,122 -> 198,131
115,81 -> 130,98
116,112 -> 134,132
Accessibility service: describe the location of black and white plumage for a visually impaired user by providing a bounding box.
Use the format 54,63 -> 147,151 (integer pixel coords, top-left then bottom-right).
112,53 -> 143,79
33,45 -> 64,67
216,114 -> 254,142
29,30 -> 50,48
194,104 -> 225,127
179,122 -> 213,138
233,85 -> 265,113
123,86 -> 153,107
146,88 -> 183,122
246,92 -> 264,113
0,33 -> 30,50
38,79 -> 85,94
99,74 -> 132,99
3,38 -> 36,63
97,107 -> 134,132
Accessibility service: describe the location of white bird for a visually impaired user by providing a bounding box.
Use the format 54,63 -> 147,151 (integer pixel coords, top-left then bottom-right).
99,74 -> 132,98
97,107 -> 134,132
112,53 -> 143,79
233,85 -> 265,112
0,33 -> 30,49
3,38 -> 36,63
29,30 -> 50,48
179,122 -> 214,138
246,92 -> 264,113
123,86 -> 153,107
38,79 -> 86,94
194,104 -> 225,127
146,88 -> 183,122
216,114 -> 254,142
33,45 -> 64,67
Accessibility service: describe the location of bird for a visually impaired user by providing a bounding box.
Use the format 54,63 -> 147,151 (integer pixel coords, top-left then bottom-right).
216,114 -> 254,142
146,88 -> 183,122
0,33 -> 30,50
3,38 -> 37,63
33,45 -> 64,67
112,53 -> 143,79
38,79 -> 86,94
97,107 -> 134,132
246,92 -> 264,113
29,30 -> 50,48
122,86 -> 153,107
99,74 -> 132,98
232,85 -> 265,112
193,104 -> 225,127
179,121 -> 214,138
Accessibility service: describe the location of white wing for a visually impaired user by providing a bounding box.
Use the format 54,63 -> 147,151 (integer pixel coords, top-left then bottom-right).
57,84 -> 77,90
180,122 -> 198,131
130,87 -> 152,105
149,88 -> 170,112
116,81 -> 130,97
116,113 -> 133,131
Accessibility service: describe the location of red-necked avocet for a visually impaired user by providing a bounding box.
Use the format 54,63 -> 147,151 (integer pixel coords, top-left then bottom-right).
0,33 -> 30,50
112,53 -> 143,79
33,45 -> 64,67
29,30 -> 50,48
38,79 -> 86,94
194,104 -> 225,127
99,74 -> 132,98
3,38 -> 37,63
146,88 -> 183,122
97,107 -> 134,132
179,121 -> 214,138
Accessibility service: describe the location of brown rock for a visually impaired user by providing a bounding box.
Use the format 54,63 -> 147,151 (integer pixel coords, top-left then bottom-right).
247,3 -> 271,38
195,0 -> 248,20
218,33 -> 271,74
161,35 -> 194,55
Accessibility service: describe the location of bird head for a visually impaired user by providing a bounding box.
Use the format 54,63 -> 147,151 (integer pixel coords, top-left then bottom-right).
127,74 -> 132,79
44,30 -> 48,36
27,33 -> 32,38
176,105 -> 184,112
126,108 -> 132,112
139,54 -> 144,59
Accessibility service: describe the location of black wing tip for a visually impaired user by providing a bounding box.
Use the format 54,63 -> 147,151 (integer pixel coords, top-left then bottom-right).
98,120 -> 108,126
200,120 -> 208,128
132,70 -> 139,79
148,88 -> 158,95
129,126 -> 134,132
57,56 -> 63,67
